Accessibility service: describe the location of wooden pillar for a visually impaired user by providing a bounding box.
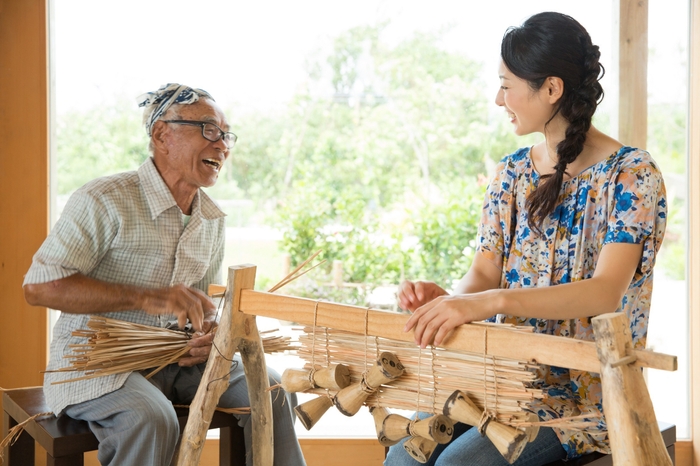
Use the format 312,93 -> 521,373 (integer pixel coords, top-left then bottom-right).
0,1 -> 49,390
611,0 -> 648,148
592,313 -> 672,465
689,1 -> 700,464
178,265 -> 273,466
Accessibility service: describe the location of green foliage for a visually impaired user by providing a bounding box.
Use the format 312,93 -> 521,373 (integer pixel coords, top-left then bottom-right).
271,26 -> 518,296
646,102 -> 687,280
276,178 -> 486,291
407,182 -> 484,285
54,21 -> 688,307
57,99 -> 149,194
656,191 -> 686,280
647,103 -> 686,174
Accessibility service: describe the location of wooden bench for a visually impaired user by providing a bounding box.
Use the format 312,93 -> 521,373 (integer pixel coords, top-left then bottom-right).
2,387 -> 246,466
544,421 -> 676,465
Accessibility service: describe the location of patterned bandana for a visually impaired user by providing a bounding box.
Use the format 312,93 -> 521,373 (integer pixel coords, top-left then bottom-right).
137,83 -> 214,136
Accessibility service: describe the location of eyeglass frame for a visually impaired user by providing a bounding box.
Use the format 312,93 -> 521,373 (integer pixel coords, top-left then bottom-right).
161,119 -> 238,147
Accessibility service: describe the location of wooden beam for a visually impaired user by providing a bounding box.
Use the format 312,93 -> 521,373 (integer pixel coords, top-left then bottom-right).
238,290 -> 676,374
0,0 -> 49,391
689,1 -> 700,465
612,0 -> 648,148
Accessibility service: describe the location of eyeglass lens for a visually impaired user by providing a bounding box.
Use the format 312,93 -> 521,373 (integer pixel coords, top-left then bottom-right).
202,123 -> 236,144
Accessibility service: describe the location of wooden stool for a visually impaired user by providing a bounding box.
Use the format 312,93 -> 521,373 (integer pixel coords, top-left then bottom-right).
544,422 -> 676,466
2,387 -> 246,466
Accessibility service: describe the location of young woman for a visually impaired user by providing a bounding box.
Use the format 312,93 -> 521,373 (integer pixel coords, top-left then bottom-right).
385,12 -> 667,466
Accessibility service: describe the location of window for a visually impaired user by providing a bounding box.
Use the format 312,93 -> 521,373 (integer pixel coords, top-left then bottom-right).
645,0 -> 690,439
52,0 -> 688,440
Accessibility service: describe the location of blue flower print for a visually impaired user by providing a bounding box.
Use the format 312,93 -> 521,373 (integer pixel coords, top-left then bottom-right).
614,183 -> 639,212
505,268 -> 520,284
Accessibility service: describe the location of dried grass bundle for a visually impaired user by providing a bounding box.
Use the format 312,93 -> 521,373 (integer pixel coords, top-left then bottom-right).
49,317 -> 294,384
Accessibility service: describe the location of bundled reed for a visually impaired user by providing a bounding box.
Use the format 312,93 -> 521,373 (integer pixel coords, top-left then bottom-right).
296,325 -> 542,425
49,317 -> 294,384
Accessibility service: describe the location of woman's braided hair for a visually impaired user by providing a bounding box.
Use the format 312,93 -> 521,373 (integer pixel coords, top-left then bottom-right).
501,12 -> 605,232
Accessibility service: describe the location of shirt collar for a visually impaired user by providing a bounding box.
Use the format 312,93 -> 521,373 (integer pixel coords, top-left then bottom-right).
138,157 -> 226,221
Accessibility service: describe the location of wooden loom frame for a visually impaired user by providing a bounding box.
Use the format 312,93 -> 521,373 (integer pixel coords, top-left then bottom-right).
177,265 -> 677,466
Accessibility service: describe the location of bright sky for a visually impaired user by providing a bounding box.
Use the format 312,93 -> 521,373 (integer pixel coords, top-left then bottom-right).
53,0 -> 687,116
53,0 -> 687,117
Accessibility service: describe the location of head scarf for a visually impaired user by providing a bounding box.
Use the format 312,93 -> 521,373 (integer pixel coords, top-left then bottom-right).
137,83 -> 214,136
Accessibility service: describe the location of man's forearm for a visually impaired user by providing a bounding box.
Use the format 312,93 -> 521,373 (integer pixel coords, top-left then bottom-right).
23,273 -> 148,314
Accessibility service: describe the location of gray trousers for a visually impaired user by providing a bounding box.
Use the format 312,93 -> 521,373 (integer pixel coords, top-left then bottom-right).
64,355 -> 306,466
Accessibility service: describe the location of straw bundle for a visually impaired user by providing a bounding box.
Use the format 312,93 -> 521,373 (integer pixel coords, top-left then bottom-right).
296,325 -> 542,425
49,316 -> 294,384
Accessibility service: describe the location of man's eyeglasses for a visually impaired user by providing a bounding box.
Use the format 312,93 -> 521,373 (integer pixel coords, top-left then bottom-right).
162,120 -> 238,147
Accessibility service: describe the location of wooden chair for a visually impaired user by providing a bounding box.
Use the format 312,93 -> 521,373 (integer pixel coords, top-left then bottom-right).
2,386 -> 246,466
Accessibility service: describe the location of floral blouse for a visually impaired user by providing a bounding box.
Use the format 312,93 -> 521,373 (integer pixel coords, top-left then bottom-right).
477,146 -> 667,459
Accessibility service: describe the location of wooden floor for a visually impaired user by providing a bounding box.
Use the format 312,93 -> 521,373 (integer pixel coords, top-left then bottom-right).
28,437 -> 692,466
30,437 -> 386,466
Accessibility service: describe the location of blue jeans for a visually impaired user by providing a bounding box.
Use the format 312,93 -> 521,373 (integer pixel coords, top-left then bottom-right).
385,413 -> 566,466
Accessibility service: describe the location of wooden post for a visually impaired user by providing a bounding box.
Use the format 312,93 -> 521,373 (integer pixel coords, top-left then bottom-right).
332,260 -> 343,287
592,312 -> 672,466
178,265 -> 274,466
282,254 -> 291,278
612,0 -> 648,149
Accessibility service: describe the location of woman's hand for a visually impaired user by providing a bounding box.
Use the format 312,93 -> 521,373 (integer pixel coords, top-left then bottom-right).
397,280 -> 448,312
404,291 -> 498,348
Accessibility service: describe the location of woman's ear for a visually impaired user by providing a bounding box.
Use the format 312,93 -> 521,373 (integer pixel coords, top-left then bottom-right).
546,76 -> 565,104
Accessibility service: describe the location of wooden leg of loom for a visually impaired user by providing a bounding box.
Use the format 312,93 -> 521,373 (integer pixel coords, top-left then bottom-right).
592,312 -> 672,466
178,265 -> 274,466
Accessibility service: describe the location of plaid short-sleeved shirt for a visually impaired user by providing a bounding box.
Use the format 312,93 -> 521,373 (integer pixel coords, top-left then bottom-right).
24,158 -> 226,414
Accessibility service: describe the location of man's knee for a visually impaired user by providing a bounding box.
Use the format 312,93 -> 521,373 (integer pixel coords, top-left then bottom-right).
129,397 -> 179,438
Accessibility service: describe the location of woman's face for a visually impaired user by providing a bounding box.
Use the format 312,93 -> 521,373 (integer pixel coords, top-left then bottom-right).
495,60 -> 555,136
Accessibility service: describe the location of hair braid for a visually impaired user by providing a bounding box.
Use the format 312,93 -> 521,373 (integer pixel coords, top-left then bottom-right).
502,13 -> 605,232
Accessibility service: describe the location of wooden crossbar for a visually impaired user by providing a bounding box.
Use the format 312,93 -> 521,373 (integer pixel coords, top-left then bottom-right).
238,289 -> 677,374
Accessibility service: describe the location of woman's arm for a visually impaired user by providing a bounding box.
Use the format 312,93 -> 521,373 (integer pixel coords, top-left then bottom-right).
405,242 -> 642,347
397,250 -> 502,312
453,250 -> 502,294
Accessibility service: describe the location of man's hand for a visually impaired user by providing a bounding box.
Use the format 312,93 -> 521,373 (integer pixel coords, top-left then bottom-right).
24,274 -> 217,334
397,280 -> 448,312
179,325 -> 217,367
140,284 -> 216,332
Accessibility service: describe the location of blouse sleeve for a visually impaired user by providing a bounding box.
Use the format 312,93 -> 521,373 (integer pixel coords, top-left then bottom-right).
476,159 -> 510,270
604,154 -> 667,278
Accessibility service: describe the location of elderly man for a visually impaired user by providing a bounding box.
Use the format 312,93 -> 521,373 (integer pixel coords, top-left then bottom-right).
23,84 -> 306,466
